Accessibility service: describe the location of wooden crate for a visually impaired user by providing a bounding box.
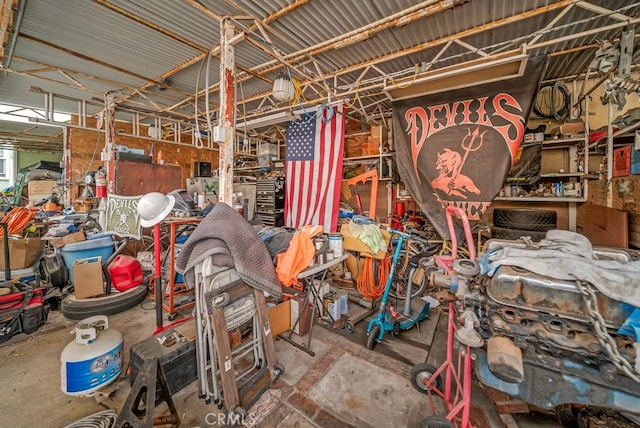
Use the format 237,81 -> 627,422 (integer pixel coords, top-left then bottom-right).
27,180 -> 59,197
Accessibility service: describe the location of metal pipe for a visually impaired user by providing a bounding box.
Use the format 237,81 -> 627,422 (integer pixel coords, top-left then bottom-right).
607,103 -> 614,207
4,0 -> 27,70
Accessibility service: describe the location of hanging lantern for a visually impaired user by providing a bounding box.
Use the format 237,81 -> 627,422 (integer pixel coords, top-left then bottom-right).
272,74 -> 295,103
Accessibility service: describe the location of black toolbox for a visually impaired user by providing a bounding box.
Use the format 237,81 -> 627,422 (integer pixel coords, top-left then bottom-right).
129,319 -> 197,395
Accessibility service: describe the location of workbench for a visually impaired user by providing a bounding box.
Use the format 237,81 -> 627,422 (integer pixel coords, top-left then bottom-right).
278,253 -> 347,356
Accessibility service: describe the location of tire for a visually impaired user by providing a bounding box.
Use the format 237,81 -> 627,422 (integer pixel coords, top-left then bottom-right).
61,284 -> 148,320
411,362 -> 442,393
421,416 -> 454,428
492,208 -> 557,231
344,321 -> 355,334
491,226 -> 547,242
367,324 -> 381,350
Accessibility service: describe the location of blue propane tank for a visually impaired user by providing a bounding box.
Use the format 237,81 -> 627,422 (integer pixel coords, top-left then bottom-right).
61,315 -> 124,396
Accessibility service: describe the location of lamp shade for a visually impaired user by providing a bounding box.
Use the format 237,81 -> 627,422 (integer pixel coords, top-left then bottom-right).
272,75 -> 295,102
137,192 -> 176,227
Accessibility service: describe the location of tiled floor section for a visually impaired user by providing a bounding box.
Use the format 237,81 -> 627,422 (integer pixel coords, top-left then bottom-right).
0,299 -> 506,428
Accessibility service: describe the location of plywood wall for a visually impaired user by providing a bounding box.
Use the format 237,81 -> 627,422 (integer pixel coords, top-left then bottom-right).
67,116 -> 218,191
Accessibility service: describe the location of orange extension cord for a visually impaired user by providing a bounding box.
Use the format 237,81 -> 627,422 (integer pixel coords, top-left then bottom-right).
0,207 -> 36,237
357,256 -> 390,300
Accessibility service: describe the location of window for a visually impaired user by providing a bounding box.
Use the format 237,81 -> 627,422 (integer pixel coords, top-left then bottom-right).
0,150 -> 6,178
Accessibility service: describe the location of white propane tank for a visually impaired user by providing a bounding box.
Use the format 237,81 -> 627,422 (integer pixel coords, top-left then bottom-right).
61,315 -> 124,396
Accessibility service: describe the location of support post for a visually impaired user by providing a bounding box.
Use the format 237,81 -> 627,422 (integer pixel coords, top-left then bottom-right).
218,18 -> 236,204
606,102 -> 614,207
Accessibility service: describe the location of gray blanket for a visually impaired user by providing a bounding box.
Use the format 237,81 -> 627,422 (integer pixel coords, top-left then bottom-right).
487,230 -> 640,307
175,202 -> 282,298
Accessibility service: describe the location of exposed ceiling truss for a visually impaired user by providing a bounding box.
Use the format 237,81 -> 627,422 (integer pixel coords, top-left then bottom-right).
0,0 -> 639,152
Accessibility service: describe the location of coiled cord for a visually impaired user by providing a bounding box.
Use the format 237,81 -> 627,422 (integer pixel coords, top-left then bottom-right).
0,207 -> 36,237
61,410 -> 117,428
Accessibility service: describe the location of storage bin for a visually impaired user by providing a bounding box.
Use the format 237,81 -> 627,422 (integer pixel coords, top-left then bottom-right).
61,236 -> 115,282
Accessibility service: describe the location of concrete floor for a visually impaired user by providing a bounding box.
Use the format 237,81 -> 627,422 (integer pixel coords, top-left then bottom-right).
0,294 -> 603,428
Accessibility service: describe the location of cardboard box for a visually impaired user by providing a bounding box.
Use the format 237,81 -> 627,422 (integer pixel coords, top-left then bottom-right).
268,299 -> 291,336
583,203 -> 629,248
0,238 -> 44,270
27,180 -> 59,196
72,256 -> 104,298
560,120 -> 585,135
290,295 -> 311,336
51,231 -> 86,249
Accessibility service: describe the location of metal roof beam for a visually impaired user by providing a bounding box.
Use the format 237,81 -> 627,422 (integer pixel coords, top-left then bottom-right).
576,1 -> 632,22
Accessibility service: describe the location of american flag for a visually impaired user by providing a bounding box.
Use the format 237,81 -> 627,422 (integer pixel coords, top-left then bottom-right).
285,104 -> 345,233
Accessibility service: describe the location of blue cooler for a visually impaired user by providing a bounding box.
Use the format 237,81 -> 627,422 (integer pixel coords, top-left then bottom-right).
60,236 -> 116,282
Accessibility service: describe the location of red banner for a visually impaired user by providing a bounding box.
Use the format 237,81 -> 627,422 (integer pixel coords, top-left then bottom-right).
392,56 -> 546,239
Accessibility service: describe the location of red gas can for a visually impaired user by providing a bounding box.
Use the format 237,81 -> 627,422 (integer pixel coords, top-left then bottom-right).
107,255 -> 143,292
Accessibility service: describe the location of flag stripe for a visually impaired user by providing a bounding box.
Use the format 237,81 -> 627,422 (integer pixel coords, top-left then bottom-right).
285,105 -> 345,232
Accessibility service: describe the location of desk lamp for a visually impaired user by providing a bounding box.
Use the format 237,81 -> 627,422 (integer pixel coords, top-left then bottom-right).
137,192 -> 175,334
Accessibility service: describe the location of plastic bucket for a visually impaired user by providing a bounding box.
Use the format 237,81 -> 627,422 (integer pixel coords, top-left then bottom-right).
61,236 -> 115,282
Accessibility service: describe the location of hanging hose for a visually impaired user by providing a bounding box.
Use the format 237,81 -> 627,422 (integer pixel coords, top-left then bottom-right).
357,257 -> 389,300
0,207 -> 36,237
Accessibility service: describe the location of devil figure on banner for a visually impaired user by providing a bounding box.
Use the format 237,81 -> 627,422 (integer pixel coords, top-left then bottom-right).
392,56 -> 546,239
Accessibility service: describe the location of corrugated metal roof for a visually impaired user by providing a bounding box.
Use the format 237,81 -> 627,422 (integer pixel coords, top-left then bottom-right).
1,0 -> 640,149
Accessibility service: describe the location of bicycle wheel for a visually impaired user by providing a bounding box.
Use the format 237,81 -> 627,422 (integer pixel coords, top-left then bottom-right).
118,235 -> 155,258
390,247 -> 413,300
390,243 -> 438,300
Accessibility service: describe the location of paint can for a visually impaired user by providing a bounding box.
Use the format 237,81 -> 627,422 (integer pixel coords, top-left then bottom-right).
328,233 -> 343,257
326,249 -> 334,261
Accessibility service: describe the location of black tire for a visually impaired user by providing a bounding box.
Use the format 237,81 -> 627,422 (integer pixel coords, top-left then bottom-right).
367,324 -> 380,350
492,208 -> 557,231
344,321 -> 355,334
411,362 -> 442,394
61,284 -> 148,320
491,226 -> 547,242
421,416 -> 454,428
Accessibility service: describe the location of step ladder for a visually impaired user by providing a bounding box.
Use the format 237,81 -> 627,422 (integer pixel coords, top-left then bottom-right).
11,168 -> 28,206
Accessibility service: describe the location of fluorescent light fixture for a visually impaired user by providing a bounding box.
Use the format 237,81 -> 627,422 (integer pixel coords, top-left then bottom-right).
237,111 -> 294,129
384,53 -> 529,101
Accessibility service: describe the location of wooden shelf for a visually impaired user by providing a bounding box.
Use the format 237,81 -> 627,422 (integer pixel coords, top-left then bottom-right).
343,153 -> 394,162
539,172 -> 585,178
542,135 -> 586,145
495,196 -> 586,203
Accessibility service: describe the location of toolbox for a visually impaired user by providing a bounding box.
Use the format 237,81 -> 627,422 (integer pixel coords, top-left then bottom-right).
129,320 -> 197,395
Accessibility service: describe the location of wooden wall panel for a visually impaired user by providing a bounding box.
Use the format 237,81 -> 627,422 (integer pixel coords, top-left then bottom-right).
68,116 -> 218,192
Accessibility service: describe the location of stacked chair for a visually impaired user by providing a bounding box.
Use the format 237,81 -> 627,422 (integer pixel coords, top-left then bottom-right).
187,256 -> 284,418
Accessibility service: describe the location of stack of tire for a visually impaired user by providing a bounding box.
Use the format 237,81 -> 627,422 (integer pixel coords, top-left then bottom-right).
491,208 -> 557,241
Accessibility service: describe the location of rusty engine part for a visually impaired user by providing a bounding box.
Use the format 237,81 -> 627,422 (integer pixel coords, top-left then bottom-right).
454,243 -> 640,415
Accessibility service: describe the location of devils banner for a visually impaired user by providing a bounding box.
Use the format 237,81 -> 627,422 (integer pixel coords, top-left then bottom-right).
393,56 -> 546,239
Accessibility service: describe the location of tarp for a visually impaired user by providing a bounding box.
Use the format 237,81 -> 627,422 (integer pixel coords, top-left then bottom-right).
392,55 -> 546,238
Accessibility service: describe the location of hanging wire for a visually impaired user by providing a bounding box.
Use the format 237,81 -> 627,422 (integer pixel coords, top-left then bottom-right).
193,45 -> 216,150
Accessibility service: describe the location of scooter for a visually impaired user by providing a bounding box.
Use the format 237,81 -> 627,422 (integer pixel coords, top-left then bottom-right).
366,226 -> 431,350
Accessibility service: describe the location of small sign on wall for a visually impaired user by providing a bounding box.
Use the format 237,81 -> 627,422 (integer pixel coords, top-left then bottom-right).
105,195 -> 142,238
